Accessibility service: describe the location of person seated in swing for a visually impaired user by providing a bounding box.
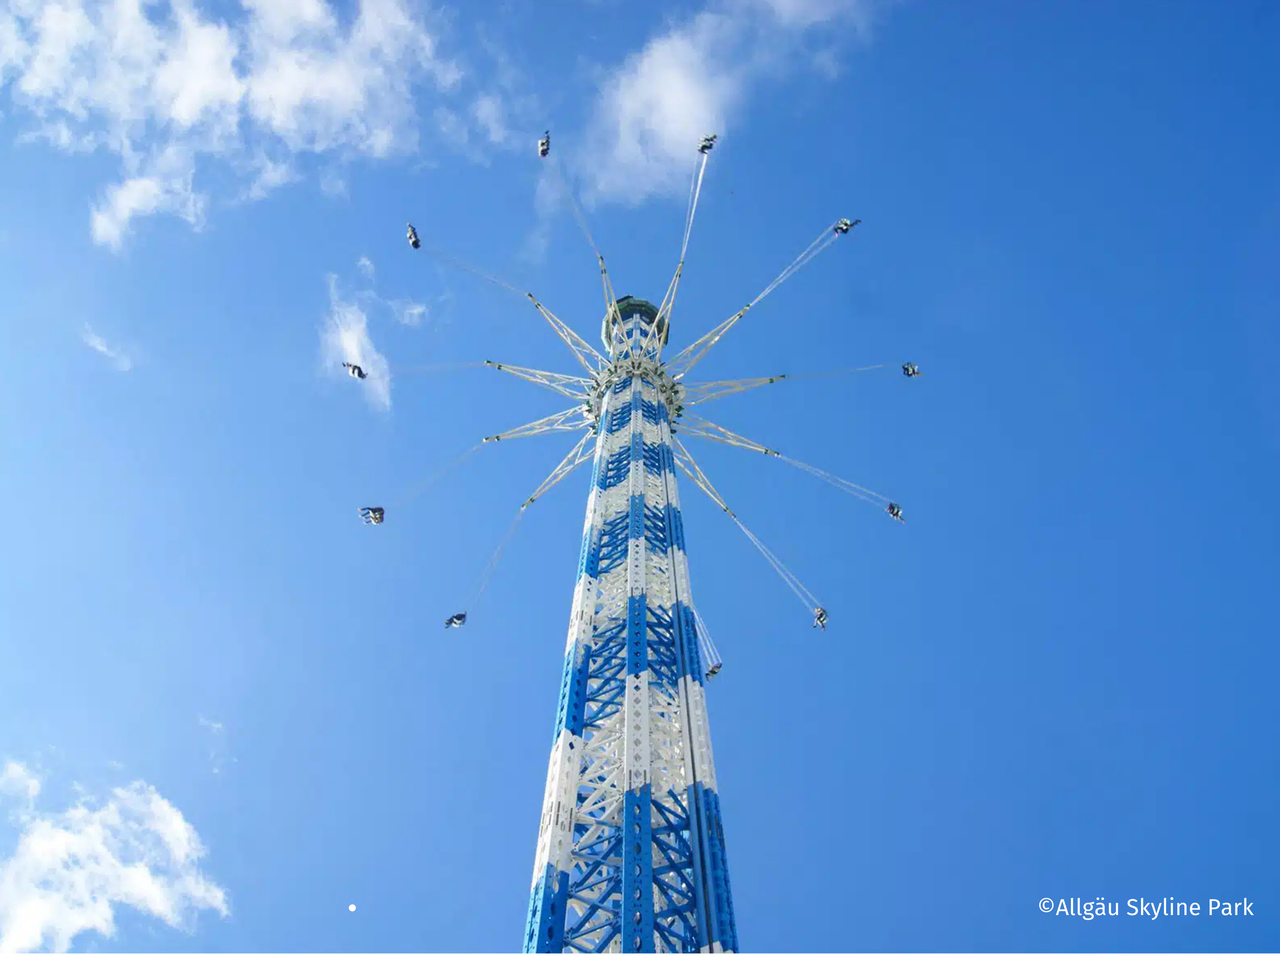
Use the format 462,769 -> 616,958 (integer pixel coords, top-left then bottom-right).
444,612 -> 467,628
813,606 -> 828,630
406,223 -> 420,249
343,362 -> 367,380
538,131 -> 550,158
886,503 -> 904,522
902,362 -> 921,377
834,218 -> 861,235
359,506 -> 385,524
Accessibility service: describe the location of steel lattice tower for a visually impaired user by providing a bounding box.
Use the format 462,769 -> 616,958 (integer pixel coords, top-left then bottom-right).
396,137 -> 889,953
523,295 -> 737,954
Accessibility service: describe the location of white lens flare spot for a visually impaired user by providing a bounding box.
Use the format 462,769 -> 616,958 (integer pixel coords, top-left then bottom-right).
349,904 -> 357,912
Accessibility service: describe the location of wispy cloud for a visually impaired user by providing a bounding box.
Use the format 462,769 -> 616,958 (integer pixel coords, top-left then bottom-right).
0,761 -> 40,809
471,93 -> 508,146
583,0 -> 878,204
197,717 -> 234,776
80,324 -> 133,371
0,761 -> 228,953
0,0 -> 464,247
321,275 -> 392,410
387,298 -> 428,327
357,255 -> 375,280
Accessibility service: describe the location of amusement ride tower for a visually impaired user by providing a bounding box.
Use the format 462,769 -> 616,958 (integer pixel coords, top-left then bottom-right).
387,135 -> 907,953
522,293 -> 737,953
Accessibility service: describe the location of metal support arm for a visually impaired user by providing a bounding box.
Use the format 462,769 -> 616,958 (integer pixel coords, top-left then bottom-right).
485,361 -> 590,401
484,405 -> 594,443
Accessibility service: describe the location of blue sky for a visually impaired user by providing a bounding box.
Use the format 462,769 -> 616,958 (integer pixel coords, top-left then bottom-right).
1,0 -> 1278,951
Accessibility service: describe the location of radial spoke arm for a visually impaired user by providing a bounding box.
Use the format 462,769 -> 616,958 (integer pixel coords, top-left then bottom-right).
668,219 -> 856,379
671,439 -> 822,613
484,361 -> 590,400
680,363 -> 893,406
521,430 -> 596,507
678,412 -> 781,456
483,405 -> 593,443
670,439 -> 734,513
598,255 -> 621,342
527,294 -> 609,373
681,375 -> 787,406
679,414 -> 899,511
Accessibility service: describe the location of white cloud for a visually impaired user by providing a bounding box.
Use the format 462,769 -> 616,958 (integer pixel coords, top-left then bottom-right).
80,324 -> 133,371
388,298 -> 426,326
321,275 -> 392,410
357,255 -> 375,280
0,761 -> 40,808
583,0 -> 877,204
471,93 -> 507,145
318,167 -> 348,197
0,0 -> 463,246
241,154 -> 296,201
0,763 -> 228,953
196,718 -> 233,775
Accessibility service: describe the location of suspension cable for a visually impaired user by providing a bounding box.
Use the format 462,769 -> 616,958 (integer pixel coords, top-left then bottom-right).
669,221 -> 847,377
692,606 -> 723,678
730,513 -> 822,612
552,155 -> 605,263
468,506 -> 527,610
418,243 -> 525,297
390,443 -> 483,510
775,454 -> 893,508
786,363 -> 888,381
390,361 -> 487,378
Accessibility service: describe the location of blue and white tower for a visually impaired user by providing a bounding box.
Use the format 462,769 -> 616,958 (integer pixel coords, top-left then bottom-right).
523,295 -> 737,953
429,139 -> 898,952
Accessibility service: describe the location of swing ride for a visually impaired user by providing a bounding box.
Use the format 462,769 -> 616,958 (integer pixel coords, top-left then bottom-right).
341,129 -> 919,953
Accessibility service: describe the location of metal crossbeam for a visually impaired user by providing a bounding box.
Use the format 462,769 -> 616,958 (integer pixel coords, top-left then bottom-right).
527,294 -> 609,373
680,415 -> 897,510
483,405 -> 593,443
672,439 -> 822,613
670,439 -> 734,515
522,431 -> 596,507
668,220 -> 853,379
597,255 -> 622,351
484,361 -> 590,401
678,412 -> 781,456
681,375 -> 786,406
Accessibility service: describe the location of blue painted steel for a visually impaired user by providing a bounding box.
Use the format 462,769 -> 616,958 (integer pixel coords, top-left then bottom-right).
576,529 -> 593,579
528,299 -> 737,953
552,640 -> 592,742
700,787 -> 738,953
599,448 -> 632,490
665,504 -> 686,553
622,784 -> 655,952
642,440 -> 665,476
525,865 -> 571,953
643,503 -> 669,554
608,405 -> 632,435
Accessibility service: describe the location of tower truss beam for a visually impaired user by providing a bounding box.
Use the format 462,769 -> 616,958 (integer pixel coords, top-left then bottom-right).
485,361 -> 591,401
667,219 -> 855,380
484,405 -> 594,443
680,376 -> 787,406
528,294 -> 610,374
